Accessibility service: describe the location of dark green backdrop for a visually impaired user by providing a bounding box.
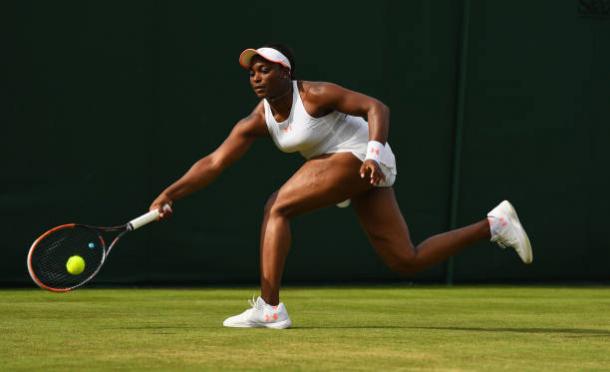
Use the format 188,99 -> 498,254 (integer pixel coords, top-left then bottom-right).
2,1 -> 608,285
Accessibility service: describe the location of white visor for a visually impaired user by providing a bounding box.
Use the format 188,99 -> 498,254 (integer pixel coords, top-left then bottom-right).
239,47 -> 291,70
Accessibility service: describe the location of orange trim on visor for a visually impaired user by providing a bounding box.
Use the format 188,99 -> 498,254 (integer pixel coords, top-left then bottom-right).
239,47 -> 291,70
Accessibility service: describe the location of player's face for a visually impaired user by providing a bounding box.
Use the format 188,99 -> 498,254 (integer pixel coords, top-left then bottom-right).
249,56 -> 290,99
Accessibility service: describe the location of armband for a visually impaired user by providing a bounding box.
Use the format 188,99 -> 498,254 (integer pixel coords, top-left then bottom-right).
365,141 -> 384,163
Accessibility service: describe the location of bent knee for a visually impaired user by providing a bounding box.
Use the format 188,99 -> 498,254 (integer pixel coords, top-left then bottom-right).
386,255 -> 421,275
263,192 -> 294,219
264,191 -> 279,216
370,237 -> 419,275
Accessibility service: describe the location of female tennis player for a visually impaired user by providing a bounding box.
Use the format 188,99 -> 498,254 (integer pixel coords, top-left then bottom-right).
149,44 -> 532,329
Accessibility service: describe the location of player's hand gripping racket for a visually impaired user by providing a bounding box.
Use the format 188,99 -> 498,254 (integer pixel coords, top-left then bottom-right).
27,205 -> 171,292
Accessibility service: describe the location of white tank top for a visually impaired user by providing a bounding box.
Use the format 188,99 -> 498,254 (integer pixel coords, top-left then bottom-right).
263,81 -> 397,177
263,81 -> 371,160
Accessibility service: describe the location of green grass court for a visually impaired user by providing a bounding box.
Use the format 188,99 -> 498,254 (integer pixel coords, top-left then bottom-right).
1,286 -> 609,371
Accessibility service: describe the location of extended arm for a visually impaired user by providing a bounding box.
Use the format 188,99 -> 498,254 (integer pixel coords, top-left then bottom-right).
150,103 -> 268,214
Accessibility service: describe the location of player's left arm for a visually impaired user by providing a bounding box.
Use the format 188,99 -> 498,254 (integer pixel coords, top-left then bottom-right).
305,82 -> 390,184
305,82 -> 390,143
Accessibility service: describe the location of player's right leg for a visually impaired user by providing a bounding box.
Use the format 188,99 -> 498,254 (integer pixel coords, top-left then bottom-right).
223,152 -> 372,329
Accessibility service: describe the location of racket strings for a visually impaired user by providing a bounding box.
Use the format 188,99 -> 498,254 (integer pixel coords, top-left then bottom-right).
30,226 -> 105,290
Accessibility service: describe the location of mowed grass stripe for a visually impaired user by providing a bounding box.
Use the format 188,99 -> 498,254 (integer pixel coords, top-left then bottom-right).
1,287 -> 609,371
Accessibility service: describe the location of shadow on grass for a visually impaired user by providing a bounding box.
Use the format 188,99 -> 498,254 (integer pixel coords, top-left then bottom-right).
295,326 -> 610,337
110,325 -> 220,334
112,325 -> 610,337
412,326 -> 610,337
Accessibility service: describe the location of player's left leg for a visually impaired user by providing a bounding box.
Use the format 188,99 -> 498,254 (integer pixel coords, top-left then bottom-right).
351,187 -> 491,273
351,188 -> 532,274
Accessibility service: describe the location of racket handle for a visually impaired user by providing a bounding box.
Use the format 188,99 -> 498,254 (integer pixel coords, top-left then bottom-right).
128,205 -> 171,230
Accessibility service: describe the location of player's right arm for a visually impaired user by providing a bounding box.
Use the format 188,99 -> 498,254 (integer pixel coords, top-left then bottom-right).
150,102 -> 267,216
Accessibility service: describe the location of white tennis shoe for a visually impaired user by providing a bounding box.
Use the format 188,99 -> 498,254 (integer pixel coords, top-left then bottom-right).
487,200 -> 533,264
222,296 -> 292,329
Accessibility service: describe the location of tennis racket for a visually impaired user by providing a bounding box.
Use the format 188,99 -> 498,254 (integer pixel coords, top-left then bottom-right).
27,205 -> 170,292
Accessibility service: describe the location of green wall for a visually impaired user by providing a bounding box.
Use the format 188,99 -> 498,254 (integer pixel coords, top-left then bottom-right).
454,1 -> 610,281
2,1 -> 608,285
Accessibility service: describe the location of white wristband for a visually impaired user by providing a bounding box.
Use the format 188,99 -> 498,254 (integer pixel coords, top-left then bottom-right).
365,141 -> 384,163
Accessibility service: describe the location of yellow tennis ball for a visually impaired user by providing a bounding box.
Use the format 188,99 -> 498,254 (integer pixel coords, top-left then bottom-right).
66,255 -> 85,275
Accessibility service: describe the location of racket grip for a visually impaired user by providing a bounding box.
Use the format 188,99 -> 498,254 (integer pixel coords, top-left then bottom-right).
128,204 -> 172,230
128,210 -> 160,230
